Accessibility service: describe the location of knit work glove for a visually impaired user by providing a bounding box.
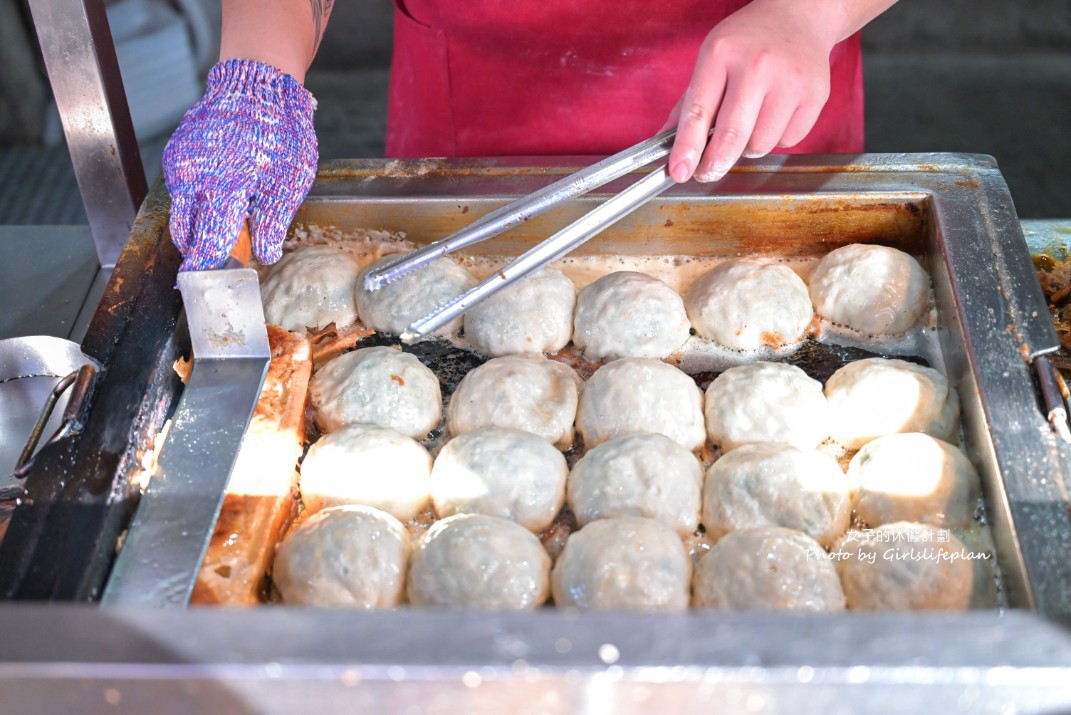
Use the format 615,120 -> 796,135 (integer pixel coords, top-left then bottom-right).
163,59 -> 318,271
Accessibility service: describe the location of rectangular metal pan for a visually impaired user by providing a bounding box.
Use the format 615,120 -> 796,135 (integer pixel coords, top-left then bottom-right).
296,152 -> 1071,616
0,154 -> 1069,714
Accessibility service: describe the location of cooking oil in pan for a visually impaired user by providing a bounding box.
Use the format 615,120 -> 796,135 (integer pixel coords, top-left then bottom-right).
285,234 -> 1000,609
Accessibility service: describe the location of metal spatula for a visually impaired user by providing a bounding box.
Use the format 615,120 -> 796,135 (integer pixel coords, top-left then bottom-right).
102,224 -> 271,607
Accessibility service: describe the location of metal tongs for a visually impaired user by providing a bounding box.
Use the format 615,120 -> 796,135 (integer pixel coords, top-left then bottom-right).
363,128 -> 684,343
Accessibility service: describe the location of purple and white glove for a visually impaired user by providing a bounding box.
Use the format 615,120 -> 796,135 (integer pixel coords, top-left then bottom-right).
163,59 -> 318,271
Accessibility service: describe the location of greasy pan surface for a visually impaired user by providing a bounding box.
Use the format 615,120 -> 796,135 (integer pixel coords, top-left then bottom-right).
296,153 -> 1069,616
2,154 -> 1069,622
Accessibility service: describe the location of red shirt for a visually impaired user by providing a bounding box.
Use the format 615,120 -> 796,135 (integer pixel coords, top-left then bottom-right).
386,0 -> 862,158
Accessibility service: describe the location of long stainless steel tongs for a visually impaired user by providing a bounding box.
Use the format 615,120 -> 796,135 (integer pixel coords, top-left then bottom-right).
361,128 -> 683,343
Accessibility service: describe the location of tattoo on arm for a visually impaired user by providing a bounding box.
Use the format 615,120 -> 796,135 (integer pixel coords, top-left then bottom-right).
310,0 -> 335,55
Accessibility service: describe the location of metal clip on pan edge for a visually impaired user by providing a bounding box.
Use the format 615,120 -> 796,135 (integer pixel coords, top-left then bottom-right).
1033,353 -> 1071,442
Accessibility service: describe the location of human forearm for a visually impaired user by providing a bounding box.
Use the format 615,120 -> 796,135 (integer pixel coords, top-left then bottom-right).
220,0 -> 336,83
809,0 -> 900,43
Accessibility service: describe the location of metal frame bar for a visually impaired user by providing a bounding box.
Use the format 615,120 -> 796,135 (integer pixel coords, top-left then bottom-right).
27,0 -> 147,268
0,607 -> 1069,714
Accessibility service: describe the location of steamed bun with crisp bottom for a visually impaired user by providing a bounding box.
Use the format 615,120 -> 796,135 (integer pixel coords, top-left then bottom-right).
463,267 -> 576,357
808,243 -> 930,335
261,245 -> 362,332
704,362 -> 831,452
692,527 -> 845,612
551,517 -> 691,611
407,514 -> 550,609
273,505 -> 410,608
572,271 -> 691,361
848,432 -> 981,528
702,442 -> 850,548
299,424 -> 432,521
835,522 -> 974,611
431,427 -> 567,532
685,258 -> 813,350
825,358 -> 960,450
447,354 -> 582,448
567,432 -> 703,536
356,255 -> 477,336
577,358 -> 705,450
310,346 -> 442,438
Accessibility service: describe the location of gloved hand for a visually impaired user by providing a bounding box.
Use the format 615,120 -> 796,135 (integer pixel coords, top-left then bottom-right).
163,58 -> 318,271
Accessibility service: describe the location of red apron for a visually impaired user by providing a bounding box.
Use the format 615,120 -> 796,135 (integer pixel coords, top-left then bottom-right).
386,0 -> 862,158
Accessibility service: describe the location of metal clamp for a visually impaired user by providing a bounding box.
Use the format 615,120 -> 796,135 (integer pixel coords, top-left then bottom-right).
1033,353 -> 1071,442
12,364 -> 97,480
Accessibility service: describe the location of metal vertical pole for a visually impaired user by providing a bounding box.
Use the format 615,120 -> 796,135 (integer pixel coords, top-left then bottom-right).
27,0 -> 148,268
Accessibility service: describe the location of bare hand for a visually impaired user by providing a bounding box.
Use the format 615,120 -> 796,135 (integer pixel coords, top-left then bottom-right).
666,0 -> 839,183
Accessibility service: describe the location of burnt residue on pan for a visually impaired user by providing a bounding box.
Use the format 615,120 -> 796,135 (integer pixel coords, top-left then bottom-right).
688,340 -> 928,391
353,333 -> 487,400
782,340 -> 928,384
336,331 -> 927,410
305,332 -> 487,450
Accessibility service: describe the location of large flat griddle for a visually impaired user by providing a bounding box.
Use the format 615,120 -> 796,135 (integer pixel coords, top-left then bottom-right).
301,152 -> 1071,615
0,154 -> 1069,712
